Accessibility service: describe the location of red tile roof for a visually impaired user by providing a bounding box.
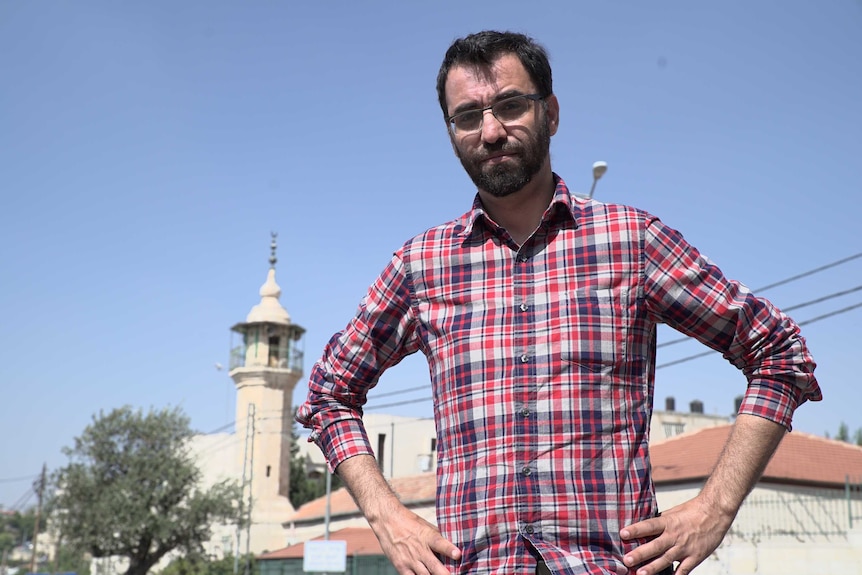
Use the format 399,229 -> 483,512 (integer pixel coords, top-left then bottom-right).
259,527 -> 382,559
289,472 -> 436,524
651,424 -> 862,487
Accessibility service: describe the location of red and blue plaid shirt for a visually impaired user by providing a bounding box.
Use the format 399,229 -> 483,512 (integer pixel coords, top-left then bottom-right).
297,175 -> 820,574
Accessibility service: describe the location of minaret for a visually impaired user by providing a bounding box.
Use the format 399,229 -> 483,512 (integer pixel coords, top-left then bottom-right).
229,233 -> 305,551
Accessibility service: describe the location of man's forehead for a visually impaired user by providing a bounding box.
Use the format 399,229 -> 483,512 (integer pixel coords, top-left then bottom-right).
444,54 -> 533,106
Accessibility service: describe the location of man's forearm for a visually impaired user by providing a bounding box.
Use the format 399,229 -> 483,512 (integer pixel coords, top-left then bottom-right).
620,414 -> 788,574
336,454 -> 462,574
700,413 -> 786,517
336,454 -> 404,524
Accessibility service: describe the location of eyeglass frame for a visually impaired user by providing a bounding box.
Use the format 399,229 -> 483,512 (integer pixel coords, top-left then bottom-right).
446,93 -> 545,135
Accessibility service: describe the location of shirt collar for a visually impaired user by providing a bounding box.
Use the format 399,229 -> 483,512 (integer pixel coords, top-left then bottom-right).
456,173 -> 580,239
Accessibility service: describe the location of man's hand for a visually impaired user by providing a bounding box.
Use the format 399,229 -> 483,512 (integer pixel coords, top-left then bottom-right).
621,414 -> 787,574
619,495 -> 733,575
372,504 -> 461,575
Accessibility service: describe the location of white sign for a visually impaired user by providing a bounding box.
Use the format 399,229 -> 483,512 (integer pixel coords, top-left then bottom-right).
303,540 -> 347,573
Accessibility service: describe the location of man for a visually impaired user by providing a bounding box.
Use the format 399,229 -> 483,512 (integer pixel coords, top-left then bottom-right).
297,30 -> 820,575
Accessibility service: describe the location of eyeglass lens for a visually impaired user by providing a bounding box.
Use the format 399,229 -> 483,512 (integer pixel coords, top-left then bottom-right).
452,95 -> 535,133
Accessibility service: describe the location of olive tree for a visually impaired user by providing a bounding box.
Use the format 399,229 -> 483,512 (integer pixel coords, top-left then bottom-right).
50,406 -> 241,575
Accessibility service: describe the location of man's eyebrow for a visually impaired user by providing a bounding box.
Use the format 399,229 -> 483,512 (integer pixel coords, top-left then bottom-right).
450,90 -> 526,116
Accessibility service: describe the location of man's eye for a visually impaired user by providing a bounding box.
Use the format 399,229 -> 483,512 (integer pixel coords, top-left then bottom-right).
456,111 -> 482,128
496,100 -> 527,118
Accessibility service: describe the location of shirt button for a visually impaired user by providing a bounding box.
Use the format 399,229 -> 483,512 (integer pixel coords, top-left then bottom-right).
522,466 -> 532,476
519,303 -> 528,312
524,525 -> 535,534
521,408 -> 531,417
518,255 -> 528,263
520,354 -> 529,363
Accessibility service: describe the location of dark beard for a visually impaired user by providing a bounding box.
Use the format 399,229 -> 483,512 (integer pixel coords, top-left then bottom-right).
458,117 -> 551,198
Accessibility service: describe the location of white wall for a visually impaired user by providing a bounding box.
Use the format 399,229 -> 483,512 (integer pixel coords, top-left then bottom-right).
297,413 -> 437,479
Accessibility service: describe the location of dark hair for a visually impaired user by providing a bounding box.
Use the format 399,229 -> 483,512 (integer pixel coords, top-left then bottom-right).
436,30 -> 553,118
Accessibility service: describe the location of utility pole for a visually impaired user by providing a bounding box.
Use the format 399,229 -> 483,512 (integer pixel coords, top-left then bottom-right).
30,463 -> 47,574
390,421 -> 395,479
234,403 -> 255,575
244,405 -> 255,575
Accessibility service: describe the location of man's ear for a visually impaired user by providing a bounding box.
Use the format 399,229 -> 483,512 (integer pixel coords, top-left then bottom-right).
546,94 -> 560,136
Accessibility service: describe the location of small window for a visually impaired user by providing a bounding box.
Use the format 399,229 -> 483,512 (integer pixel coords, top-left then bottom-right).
662,422 -> 686,438
268,336 -> 280,367
266,465 -> 271,477
430,438 -> 437,452
377,434 -> 386,472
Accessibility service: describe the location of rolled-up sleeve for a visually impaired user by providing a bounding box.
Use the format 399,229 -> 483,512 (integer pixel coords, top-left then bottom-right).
642,217 -> 821,430
295,248 -> 419,470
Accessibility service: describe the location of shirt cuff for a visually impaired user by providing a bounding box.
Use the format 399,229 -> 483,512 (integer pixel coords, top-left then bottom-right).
315,416 -> 376,473
736,380 -> 803,431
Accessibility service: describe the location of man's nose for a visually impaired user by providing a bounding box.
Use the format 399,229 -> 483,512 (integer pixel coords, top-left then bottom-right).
480,109 -> 507,144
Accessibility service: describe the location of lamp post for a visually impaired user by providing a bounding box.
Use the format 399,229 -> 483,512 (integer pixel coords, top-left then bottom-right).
587,161 -> 608,199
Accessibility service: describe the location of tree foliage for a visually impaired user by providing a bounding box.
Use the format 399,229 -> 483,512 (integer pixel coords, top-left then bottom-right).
837,421 -> 850,442
161,554 -> 255,575
829,421 -> 862,446
52,539 -> 93,575
0,508 -> 37,556
49,406 -> 242,575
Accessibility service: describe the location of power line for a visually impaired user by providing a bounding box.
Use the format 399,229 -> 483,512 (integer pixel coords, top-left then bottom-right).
195,434 -> 243,458
783,285 -> 862,313
658,284 -> 862,349
653,251 -> 862,351
0,474 -> 38,484
357,255 -> 862,410
369,384 -> 430,400
753,252 -> 862,292
656,350 -> 715,370
204,421 -> 235,434
360,301 -> 862,410
656,300 -> 862,370
366,396 -> 433,411
10,488 -> 35,512
798,301 -> 862,326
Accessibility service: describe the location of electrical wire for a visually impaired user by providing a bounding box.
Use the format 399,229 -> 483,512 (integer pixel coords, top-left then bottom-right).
0,474 -> 38,484
366,396 -> 433,411
658,284 -> 862,349
655,251 -> 862,350
369,384 -> 431,400
798,301 -> 862,326
343,255 -> 862,410
753,252 -> 862,292
361,300 -> 861,410
10,488 -> 35,511
655,300 -> 862,370
204,421 -> 236,434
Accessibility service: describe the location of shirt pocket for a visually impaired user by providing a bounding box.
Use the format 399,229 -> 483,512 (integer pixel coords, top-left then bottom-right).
560,287 -> 628,371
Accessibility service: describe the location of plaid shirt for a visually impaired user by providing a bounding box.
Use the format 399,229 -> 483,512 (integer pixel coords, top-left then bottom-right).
297,175 -> 820,574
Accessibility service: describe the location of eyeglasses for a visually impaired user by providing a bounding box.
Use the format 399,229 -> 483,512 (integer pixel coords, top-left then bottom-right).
447,93 -> 544,135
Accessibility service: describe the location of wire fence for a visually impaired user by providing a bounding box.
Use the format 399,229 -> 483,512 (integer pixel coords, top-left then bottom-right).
730,478 -> 862,541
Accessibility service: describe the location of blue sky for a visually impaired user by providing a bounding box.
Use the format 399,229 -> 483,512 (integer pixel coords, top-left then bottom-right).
1,1 -> 860,509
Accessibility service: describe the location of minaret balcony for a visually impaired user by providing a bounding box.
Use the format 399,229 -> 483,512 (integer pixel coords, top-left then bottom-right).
229,343 -> 304,373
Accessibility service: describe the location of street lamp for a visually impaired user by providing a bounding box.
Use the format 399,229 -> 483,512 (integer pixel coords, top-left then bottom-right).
587,161 -> 608,199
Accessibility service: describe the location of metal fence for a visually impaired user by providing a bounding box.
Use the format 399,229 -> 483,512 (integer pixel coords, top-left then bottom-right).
849,474 -> 862,529
730,479 -> 862,541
